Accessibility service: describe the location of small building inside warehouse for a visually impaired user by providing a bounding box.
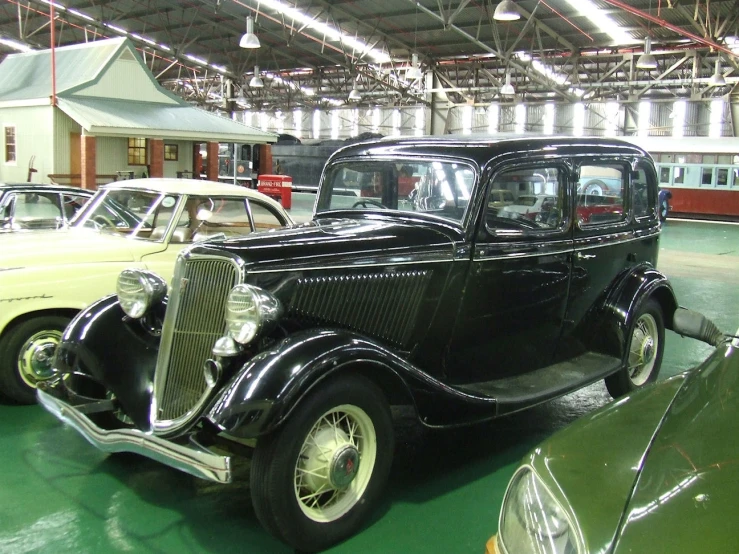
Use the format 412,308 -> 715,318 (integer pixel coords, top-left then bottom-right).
0,37 -> 276,189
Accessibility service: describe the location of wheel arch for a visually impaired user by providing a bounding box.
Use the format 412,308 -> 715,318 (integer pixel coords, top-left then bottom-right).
1,308 -> 80,338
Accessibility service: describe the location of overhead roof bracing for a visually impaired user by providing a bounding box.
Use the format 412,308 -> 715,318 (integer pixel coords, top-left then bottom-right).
0,0 -> 738,112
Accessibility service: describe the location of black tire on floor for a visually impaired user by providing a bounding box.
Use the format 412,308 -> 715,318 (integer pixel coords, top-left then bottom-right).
0,316 -> 70,404
250,374 -> 394,553
605,299 -> 664,399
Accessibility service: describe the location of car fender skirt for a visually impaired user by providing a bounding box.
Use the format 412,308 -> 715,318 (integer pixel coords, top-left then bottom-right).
54,294 -> 160,431
205,329 -> 497,437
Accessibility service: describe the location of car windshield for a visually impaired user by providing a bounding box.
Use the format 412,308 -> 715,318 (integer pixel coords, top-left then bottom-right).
315,160 -> 475,224
72,189 -> 177,239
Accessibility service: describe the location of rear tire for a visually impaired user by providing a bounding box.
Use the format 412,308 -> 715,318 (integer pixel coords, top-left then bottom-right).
250,374 -> 394,552
0,316 -> 70,404
606,299 -> 664,398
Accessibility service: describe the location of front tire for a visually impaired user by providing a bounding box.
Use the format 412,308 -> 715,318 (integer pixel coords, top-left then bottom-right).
606,299 -> 664,398
250,374 -> 394,552
0,316 -> 70,404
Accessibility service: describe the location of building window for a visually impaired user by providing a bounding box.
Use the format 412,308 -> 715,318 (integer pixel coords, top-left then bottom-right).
164,144 -> 178,161
5,126 -> 16,163
128,137 -> 147,165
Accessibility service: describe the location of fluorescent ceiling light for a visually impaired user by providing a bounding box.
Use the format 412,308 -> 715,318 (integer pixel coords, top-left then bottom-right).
562,0 -> 636,46
68,9 -> 94,22
0,37 -> 33,52
257,0 -> 390,63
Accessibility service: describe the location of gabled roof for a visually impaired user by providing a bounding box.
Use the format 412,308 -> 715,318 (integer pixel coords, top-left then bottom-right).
0,37 -> 277,143
0,37 -> 130,102
56,96 -> 276,142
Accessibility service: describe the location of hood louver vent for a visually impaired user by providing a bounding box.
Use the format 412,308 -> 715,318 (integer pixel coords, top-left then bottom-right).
289,270 -> 431,347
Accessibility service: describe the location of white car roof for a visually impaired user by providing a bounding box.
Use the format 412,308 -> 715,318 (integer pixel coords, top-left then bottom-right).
100,178 -> 293,222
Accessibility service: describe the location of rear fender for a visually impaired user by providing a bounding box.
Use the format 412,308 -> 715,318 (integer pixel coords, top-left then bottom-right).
205,329 -> 496,438
598,265 -> 678,359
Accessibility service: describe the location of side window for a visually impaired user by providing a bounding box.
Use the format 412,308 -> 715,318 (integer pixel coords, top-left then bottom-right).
250,200 -> 286,231
659,167 -> 670,184
701,167 -> 713,186
632,163 -> 656,219
14,192 -> 62,221
674,167 -> 685,184
486,166 -> 563,232
178,196 -> 253,242
577,164 -> 626,226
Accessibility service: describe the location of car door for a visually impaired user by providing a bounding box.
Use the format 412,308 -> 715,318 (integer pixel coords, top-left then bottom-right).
446,161 -> 573,384
558,157 -> 639,359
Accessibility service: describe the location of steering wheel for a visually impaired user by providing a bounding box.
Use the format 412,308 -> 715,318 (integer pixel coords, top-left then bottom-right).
88,214 -> 116,229
351,199 -> 388,209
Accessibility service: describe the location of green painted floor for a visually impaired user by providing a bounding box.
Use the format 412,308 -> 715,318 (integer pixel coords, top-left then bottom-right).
1,218 -> 738,554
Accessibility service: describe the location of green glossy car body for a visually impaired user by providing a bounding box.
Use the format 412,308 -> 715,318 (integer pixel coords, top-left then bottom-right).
494,332 -> 739,554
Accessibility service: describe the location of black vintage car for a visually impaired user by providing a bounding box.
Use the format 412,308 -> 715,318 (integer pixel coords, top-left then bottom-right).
38,136 -> 677,552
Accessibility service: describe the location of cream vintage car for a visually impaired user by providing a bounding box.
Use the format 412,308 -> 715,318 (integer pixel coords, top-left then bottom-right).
0,178 -> 293,403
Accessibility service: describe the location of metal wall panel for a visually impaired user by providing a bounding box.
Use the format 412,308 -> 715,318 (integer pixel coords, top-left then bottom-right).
0,105 -> 54,183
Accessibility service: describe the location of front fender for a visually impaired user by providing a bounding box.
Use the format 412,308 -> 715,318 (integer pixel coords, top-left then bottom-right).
53,294 -> 162,431
205,329 -> 497,438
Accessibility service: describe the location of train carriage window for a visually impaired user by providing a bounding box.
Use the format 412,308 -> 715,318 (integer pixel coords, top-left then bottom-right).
733,168 -> 739,186
718,155 -> 732,165
659,167 -> 671,184
577,164 -> 626,226
674,167 -> 685,184
701,167 -> 713,186
717,168 -> 729,186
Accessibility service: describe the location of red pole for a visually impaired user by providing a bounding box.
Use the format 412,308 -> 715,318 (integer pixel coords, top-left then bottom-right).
50,3 -> 56,106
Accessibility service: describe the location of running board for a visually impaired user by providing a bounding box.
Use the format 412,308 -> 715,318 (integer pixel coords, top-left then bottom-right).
456,352 -> 622,416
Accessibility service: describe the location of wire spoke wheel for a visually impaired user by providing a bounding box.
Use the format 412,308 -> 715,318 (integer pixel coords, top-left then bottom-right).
294,404 -> 376,522
628,313 -> 658,386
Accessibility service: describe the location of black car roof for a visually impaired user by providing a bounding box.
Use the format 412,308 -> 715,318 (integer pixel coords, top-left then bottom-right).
0,183 -> 94,195
329,135 -> 650,168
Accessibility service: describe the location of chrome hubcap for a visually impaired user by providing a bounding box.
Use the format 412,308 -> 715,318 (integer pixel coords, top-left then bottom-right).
18,330 -> 63,387
294,405 -> 377,523
629,313 -> 658,386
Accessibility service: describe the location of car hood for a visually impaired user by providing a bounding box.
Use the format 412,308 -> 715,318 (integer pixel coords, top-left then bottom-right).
0,228 -> 164,270
191,216 -> 462,270
612,340 -> 739,553
526,373 -> 689,554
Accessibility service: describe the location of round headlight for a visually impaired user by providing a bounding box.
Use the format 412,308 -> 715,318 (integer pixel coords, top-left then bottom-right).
116,269 -> 167,319
225,284 -> 282,345
498,467 -> 581,554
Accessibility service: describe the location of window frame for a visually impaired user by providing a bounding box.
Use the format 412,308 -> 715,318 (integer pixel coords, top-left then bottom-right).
574,158 -> 630,230
164,144 -> 179,161
481,160 -> 571,240
127,137 -> 148,166
4,125 -> 16,164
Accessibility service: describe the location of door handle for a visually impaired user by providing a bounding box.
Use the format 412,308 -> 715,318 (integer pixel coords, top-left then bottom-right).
576,252 -> 596,260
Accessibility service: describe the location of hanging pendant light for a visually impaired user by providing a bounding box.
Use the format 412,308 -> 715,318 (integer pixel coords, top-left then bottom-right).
249,65 -> 264,88
494,0 -> 521,21
407,53 -> 423,80
636,36 -> 657,69
710,58 -> 726,86
240,16 -> 260,49
500,72 -> 515,95
348,88 -> 362,102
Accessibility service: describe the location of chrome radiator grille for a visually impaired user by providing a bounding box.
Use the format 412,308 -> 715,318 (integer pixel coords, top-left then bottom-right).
154,256 -> 240,425
288,271 -> 431,347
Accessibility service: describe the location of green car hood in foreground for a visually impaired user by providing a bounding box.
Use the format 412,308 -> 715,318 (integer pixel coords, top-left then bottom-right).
612,341 -> 739,553
526,339 -> 738,553
525,374 -> 688,553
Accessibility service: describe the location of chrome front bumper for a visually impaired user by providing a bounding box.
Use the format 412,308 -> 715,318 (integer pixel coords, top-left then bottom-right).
37,388 -> 232,484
